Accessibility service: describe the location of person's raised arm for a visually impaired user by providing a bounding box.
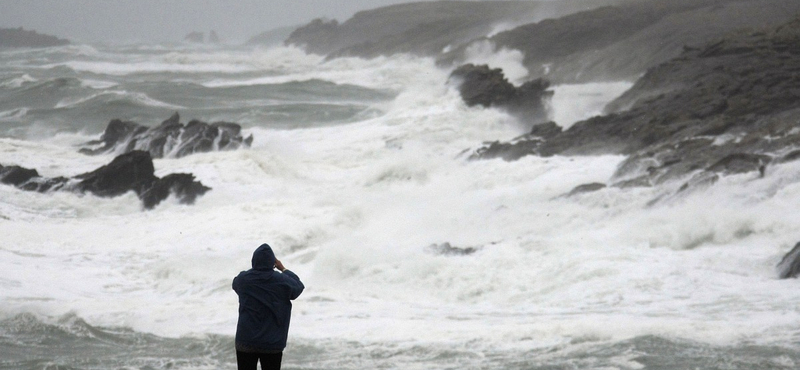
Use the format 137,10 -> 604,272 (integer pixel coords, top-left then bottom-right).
275,259 -> 304,299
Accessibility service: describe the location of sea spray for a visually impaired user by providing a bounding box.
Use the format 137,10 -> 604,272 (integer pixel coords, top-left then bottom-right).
3,43 -> 800,370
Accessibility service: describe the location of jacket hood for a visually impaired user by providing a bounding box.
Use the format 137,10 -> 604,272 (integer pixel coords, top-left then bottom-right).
251,243 -> 276,271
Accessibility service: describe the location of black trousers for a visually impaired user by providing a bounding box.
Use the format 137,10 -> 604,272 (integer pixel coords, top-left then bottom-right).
236,350 -> 283,370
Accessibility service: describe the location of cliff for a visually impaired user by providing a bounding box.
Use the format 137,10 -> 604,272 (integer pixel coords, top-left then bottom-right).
473,15 -> 800,192
442,0 -> 800,83
285,0 -> 616,59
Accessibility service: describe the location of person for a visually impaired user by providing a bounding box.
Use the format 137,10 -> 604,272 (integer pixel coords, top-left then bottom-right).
233,243 -> 304,370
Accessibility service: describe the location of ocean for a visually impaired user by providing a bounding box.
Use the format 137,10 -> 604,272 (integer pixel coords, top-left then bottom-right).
2,42 -> 800,370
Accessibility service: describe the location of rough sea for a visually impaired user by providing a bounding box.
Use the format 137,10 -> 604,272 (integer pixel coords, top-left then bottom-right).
3,42 -> 800,370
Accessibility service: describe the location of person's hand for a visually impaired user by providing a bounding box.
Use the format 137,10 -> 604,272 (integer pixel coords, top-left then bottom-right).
274,259 -> 286,272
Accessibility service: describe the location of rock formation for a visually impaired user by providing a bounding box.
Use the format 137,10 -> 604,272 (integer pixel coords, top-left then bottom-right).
184,31 -> 204,43
425,242 -> 479,256
0,151 -> 210,210
80,112 -> 253,159
0,27 -> 69,48
471,16 -> 800,192
449,64 -> 552,124
285,1 -> 612,59
778,242 -> 800,279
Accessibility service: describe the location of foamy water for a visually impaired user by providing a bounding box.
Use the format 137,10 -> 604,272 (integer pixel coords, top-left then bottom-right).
2,43 -> 800,369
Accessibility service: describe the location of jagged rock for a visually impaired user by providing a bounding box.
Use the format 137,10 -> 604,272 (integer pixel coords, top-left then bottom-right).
0,165 -> 69,193
778,242 -> 800,279
471,139 -> 542,162
0,165 -> 40,187
677,172 -> 719,194
470,121 -> 560,161
565,183 -> 607,197
449,64 -> 552,124
0,27 -> 69,48
80,112 -> 253,158
138,173 -> 210,209
425,242 -> 478,256
0,151 -> 210,210
529,121 -> 563,139
707,153 -> 769,176
74,151 -> 158,198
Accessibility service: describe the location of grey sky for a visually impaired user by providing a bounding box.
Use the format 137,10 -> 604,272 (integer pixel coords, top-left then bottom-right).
0,0 -> 457,43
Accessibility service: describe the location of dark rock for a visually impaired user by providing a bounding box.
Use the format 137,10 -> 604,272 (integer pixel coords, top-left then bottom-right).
0,27 -> 69,48
19,176 -> 69,193
778,242 -> 800,279
139,173 -> 210,210
470,139 -> 542,162
0,165 -> 40,187
80,112 -> 252,158
612,176 -> 653,189
469,121 -> 561,161
779,150 -> 800,163
529,121 -> 563,139
75,151 -> 157,198
79,119 -> 147,156
676,172 -> 719,194
706,153 -> 770,176
449,64 -> 552,124
566,183 -> 607,197
425,242 -> 478,256
0,151 -> 210,210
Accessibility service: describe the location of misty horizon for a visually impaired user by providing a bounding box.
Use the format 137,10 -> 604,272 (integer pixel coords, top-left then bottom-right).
0,0 -> 521,43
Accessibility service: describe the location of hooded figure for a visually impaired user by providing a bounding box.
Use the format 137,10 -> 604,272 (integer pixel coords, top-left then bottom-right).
233,243 -> 304,368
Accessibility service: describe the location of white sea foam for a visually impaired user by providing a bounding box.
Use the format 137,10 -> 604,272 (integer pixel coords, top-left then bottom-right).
80,79 -> 119,89
550,82 -> 634,128
0,107 -> 29,120
462,40 -> 529,84
0,73 -> 37,88
2,46 -> 800,356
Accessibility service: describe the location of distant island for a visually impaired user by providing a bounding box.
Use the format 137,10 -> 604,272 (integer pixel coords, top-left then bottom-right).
0,27 -> 69,48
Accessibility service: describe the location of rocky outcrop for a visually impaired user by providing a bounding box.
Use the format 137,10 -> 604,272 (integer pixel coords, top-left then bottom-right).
471,16 -> 800,191
449,64 -> 552,124
0,27 -> 69,48
440,0 -> 800,83
184,31 -> 204,43
778,242 -> 800,279
80,112 -> 253,158
0,151 -> 210,210
285,1 -> 612,59
471,121 -> 561,161
425,242 -> 479,256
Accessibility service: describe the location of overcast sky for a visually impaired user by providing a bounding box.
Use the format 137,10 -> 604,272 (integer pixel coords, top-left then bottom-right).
0,0 -> 462,43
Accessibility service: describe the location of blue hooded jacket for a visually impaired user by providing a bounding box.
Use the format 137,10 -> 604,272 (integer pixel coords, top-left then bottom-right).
233,244 -> 304,351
